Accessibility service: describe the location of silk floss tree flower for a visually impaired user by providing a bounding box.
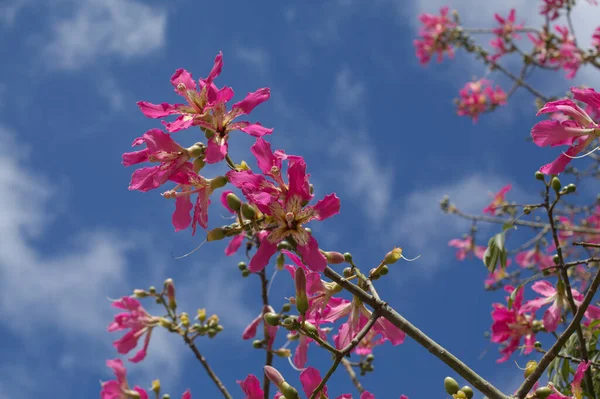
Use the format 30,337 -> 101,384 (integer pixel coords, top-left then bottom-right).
413,6 -> 456,64
100,359 -> 148,399
531,87 -> 600,175
547,361 -> 591,399
227,138 -> 340,272
483,184 -> 511,215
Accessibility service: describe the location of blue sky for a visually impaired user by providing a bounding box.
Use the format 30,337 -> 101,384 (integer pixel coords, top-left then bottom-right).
1,0 -> 599,398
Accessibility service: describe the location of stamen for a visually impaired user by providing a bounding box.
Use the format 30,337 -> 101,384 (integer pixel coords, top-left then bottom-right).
401,253 -> 422,262
171,239 -> 207,260
267,269 -> 279,296
562,145 -> 600,159
286,354 -> 306,372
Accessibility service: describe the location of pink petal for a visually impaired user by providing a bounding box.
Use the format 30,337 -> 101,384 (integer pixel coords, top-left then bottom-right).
225,234 -> 244,256
520,297 -> 552,313
242,314 -> 262,340
294,336 -> 309,368
238,375 -> 264,399
133,387 -> 149,399
373,317 -> 405,345
181,390 -> 192,399
171,69 -> 196,91
531,280 -> 557,297
239,123 -> 274,137
531,120 -> 594,147
137,101 -> 182,118
220,190 -> 236,214
543,303 -> 561,332
232,88 -> 271,115
248,232 -> 278,272
173,195 -> 193,232
162,115 -> 195,133
540,136 -> 592,175
191,187 -> 210,235
106,358 -> 127,383
312,193 -> 341,221
537,99 -> 593,126
360,393 -> 376,399
287,158 -> 312,203
205,138 -> 228,164
206,52 -> 224,84
572,86 -> 600,112
297,235 -> 327,272
251,138 -> 280,175
300,367 -> 328,399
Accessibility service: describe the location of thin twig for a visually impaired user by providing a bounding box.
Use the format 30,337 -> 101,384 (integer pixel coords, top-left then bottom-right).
259,269 -> 274,399
341,358 -> 365,394
183,335 -> 233,399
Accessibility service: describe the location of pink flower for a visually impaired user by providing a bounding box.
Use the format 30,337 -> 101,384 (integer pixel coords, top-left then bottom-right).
242,305 -> 278,351
455,79 -> 507,122
483,184 -> 511,215
122,129 -> 191,192
593,27 -> 600,49
413,7 -> 456,64
238,375 -> 264,399
161,163 -> 217,235
541,0 -> 597,20
484,260 -> 513,289
555,26 -> 582,79
515,247 -> 554,270
489,37 -> 510,61
227,139 -> 340,272
108,297 -> 158,363
300,367 -> 374,399
100,359 -> 148,399
490,285 -> 536,362
531,87 -> 600,175
448,236 -> 486,260
492,9 -> 522,39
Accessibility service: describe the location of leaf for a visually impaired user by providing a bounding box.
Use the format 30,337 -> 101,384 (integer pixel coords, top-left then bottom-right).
560,358 -> 571,382
482,227 -> 512,273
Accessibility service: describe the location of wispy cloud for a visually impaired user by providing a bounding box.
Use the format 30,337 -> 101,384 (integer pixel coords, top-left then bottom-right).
234,45 -> 271,75
43,0 -> 167,70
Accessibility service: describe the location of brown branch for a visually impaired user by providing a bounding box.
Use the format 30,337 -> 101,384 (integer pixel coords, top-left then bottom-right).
341,358 -> 365,394
183,335 -> 233,399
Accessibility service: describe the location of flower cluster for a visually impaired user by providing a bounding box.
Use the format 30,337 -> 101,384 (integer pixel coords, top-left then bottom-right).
455,79 -> 507,122
414,6 -> 457,64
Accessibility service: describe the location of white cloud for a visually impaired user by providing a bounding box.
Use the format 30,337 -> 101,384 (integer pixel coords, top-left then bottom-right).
97,75 -> 127,111
334,66 -> 366,112
234,46 -> 270,74
43,0 -> 167,70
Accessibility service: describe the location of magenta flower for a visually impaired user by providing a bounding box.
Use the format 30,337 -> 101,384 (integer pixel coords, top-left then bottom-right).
520,280 -> 600,332
161,163 -> 216,235
238,375 -> 264,399
108,297 -> 158,363
100,359 -> 148,399
490,285 -> 536,362
484,260 -> 513,289
555,26 -> 582,79
227,139 -> 340,272
300,367 -> 374,399
413,7 -> 456,64
122,128 -> 191,192
483,184 -> 511,215
448,236 -> 486,260
541,0 -> 597,20
455,79 -> 506,123
492,9 -> 522,39
531,87 -> 600,175
515,247 -> 554,271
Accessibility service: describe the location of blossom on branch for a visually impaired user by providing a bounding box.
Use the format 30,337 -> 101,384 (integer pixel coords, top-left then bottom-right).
414,6 -> 456,64
455,79 -> 507,122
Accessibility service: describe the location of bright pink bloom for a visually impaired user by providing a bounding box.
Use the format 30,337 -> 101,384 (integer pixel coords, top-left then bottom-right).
238,375 -> 264,399
413,7 -> 456,64
483,184 -> 511,215
108,297 -> 158,363
541,0 -> 597,20
456,79 -> 506,122
492,9 -> 522,39
161,163 -> 217,235
227,139 -> 340,272
300,367 -> 374,399
515,247 -> 554,270
593,27 -> 600,49
489,37 -> 510,61
555,26 -> 582,79
531,87 -> 600,175
484,260 -> 513,288
490,285 -> 536,362
122,129 -> 191,192
100,359 -> 148,399
448,236 -> 486,260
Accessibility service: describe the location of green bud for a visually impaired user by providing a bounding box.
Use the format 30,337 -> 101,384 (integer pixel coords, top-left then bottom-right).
534,341 -> 542,348
277,241 -> 292,250
281,303 -> 291,312
461,386 -> 474,399
281,316 -> 298,330
343,252 -> 353,262
161,395 -> 171,399
535,171 -> 545,181
241,203 -> 256,220
342,267 -> 353,277
193,157 -> 206,173
523,206 -> 531,215
226,193 -> 242,211
187,143 -> 206,158
207,227 -> 226,241
280,382 -> 300,399
238,262 -> 247,270
264,312 -> 281,326
383,247 -> 402,265
294,268 -> 309,315
380,265 -> 389,276
148,286 -> 156,294
204,129 -> 215,140
455,391 -> 467,399
133,289 -> 148,298
553,254 -> 560,265
242,269 -> 251,277
210,175 -> 228,190
524,360 -> 537,378
551,177 -> 561,193
303,321 -> 318,336
535,387 -> 552,399
252,340 -> 263,349
366,354 -> 374,362
276,252 -> 285,271
444,377 -> 460,395
566,183 -> 576,193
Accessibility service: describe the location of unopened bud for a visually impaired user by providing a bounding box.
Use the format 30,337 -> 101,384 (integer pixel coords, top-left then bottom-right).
276,253 -> 285,271
148,286 -> 156,294
534,341 -> 542,348
162,394 -> 171,399
551,177 -> 561,193
343,267 -> 353,277
566,183 -> 576,193
193,157 -> 206,173
454,391 -> 467,399
280,382 -> 300,399
264,312 -> 281,326
444,377 -> 460,395
277,241 -> 292,250
210,175 -> 228,190
303,321 -> 318,336
523,206 -> 531,215
366,354 -> 375,362
264,365 -> 286,388
343,252 -> 353,262
241,203 -> 256,220
159,318 -> 173,329
379,265 -> 389,276
281,316 -> 299,330
187,143 -> 206,158
384,247 -> 402,264
281,303 -> 291,312
133,289 -> 148,298
553,254 -> 560,265
524,360 -> 537,378
242,269 -> 251,277
226,193 -> 242,211
207,227 -> 226,241
151,380 -> 161,393
535,171 -> 545,181
238,262 -> 247,270
180,312 -> 190,326
207,315 -> 219,328
294,268 -> 309,315
252,340 -> 263,348
287,333 -> 300,341
535,387 -> 552,399
273,348 -> 292,358
461,386 -> 473,399
324,251 -> 346,264
197,308 -> 206,322
164,278 -> 176,311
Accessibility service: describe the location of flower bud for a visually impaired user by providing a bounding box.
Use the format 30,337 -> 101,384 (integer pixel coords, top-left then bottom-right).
444,377 -> 460,395
210,175 -> 228,190
552,254 -> 560,265
197,308 -> 206,323
287,333 -> 299,341
159,318 -> 173,329
343,252 -> 352,262
566,183 -> 576,193
534,341 -> 542,348
535,171 -> 545,181
324,251 -> 346,264
193,157 -> 206,173
294,268 -> 309,315
366,354 -> 374,362
207,227 -> 226,241
238,262 -> 247,270
207,314 -> 219,328
162,394 -> 171,399
242,269 -> 251,277
384,247 -> 402,265
277,241 -> 292,250
281,316 -> 299,330
379,265 -> 389,276
151,379 -> 161,394
342,267 -> 353,277
281,303 -> 291,312
461,386 -> 473,399
264,365 -> 286,388
523,206 -> 531,215
164,278 -> 176,311
276,252 -> 285,271
535,387 -> 552,399
551,177 -> 561,193
148,286 -> 156,294
264,312 -> 281,326
180,312 -> 190,326
252,340 -> 263,348
187,143 -> 206,158
454,391 -> 467,399
273,348 -> 291,358
241,203 -> 256,220
524,360 -> 537,378
280,382 -> 300,399
133,289 -> 148,298
226,193 -> 242,212
303,321 -> 318,336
